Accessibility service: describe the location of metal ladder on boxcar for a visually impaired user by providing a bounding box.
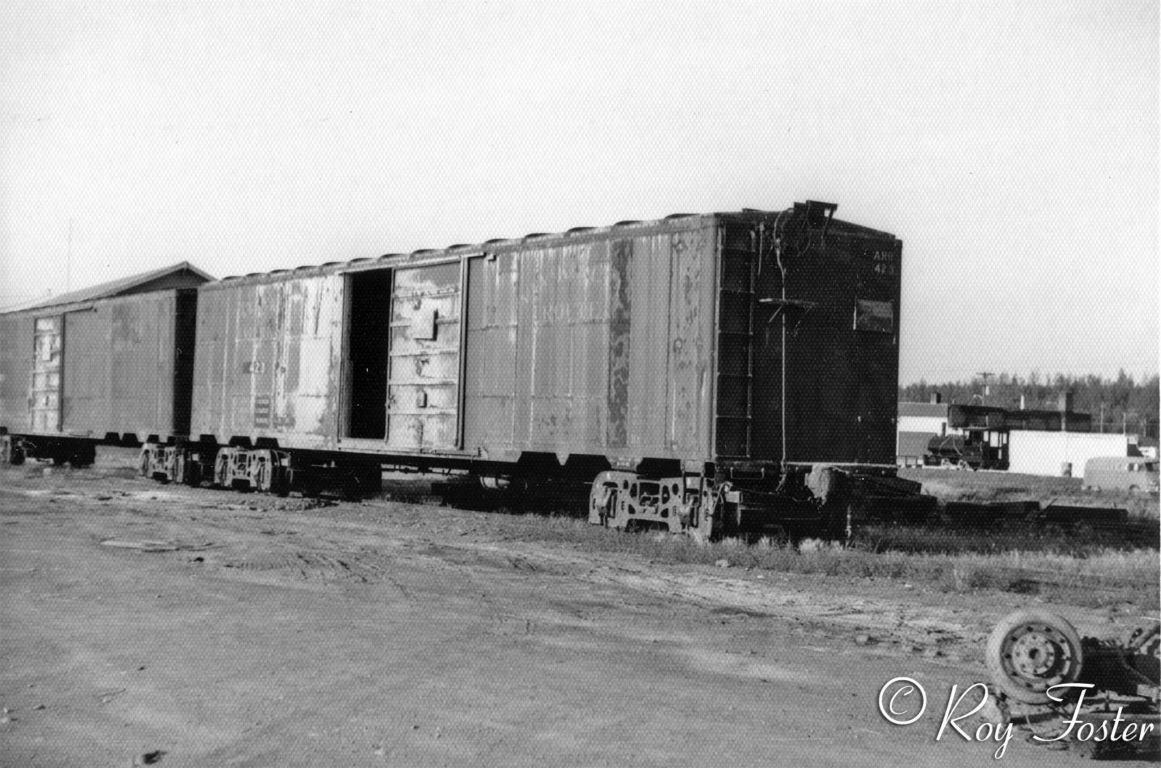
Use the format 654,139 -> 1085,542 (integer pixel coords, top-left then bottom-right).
713,227 -> 756,460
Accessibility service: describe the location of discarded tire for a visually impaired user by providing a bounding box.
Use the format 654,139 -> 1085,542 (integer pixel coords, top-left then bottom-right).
985,609 -> 1085,704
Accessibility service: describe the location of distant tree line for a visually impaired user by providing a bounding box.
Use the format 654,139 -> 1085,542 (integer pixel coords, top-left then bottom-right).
900,371 -> 1160,438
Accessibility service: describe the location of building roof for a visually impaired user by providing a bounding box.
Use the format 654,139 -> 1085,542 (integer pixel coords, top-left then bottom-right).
898,402 -> 949,418
6,262 -> 213,314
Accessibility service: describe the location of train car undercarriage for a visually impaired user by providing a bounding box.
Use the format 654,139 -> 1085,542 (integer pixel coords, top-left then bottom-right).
133,440 -> 935,541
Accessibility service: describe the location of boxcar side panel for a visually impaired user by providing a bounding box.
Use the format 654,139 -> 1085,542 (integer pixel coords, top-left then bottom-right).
663,225 -> 716,456
61,308 -> 107,434
191,274 -> 344,447
462,253 -> 519,454
112,294 -> 176,439
0,314 -> 35,433
464,221 -> 717,465
625,225 -> 717,460
625,233 -> 671,453
59,293 -> 180,439
514,239 -> 614,456
385,262 -> 462,451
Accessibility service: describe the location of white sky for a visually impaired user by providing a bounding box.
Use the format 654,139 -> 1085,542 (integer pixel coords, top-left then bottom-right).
1,0 -> 1157,383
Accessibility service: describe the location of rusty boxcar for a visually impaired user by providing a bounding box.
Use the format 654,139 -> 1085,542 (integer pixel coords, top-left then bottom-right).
0,263 -> 210,466
154,203 -> 918,538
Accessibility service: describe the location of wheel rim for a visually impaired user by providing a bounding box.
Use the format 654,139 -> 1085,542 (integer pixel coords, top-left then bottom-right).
997,622 -> 1082,697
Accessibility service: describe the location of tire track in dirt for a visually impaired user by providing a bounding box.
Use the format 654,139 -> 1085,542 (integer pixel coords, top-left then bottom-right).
2,480 -> 1135,663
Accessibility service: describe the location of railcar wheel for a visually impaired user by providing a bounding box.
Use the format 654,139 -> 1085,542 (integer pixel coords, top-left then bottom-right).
173,450 -> 189,485
588,477 -> 620,528
212,451 -> 231,488
250,451 -> 272,493
985,610 -> 1085,704
1,437 -> 25,466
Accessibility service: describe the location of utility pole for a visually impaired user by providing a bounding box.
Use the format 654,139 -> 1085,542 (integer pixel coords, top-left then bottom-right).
67,218 -> 73,292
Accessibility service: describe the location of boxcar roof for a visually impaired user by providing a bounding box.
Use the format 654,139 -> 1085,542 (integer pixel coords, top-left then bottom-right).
208,208 -> 898,289
3,261 -> 213,316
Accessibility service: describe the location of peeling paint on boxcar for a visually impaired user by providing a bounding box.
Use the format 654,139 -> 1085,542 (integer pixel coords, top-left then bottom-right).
192,273 -> 344,446
464,221 -> 718,465
625,233 -> 674,453
606,239 -> 631,448
666,227 -> 713,453
514,239 -> 615,450
30,317 -> 62,433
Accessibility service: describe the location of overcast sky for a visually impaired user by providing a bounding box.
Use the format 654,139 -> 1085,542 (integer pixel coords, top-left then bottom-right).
1,1 -> 1156,383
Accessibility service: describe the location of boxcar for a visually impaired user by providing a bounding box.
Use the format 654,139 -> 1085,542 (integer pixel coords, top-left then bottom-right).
171,203 -> 919,537
0,263 -> 209,466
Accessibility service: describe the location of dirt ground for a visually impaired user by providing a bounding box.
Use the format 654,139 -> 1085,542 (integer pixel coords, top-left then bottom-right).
1,449 -> 1157,767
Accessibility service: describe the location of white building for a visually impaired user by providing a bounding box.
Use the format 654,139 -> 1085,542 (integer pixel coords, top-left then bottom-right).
897,401 -> 950,437
1006,431 -> 1130,476
896,400 -> 951,466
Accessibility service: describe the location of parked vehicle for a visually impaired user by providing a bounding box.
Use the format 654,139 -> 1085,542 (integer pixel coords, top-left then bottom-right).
1083,456 -> 1160,493
923,429 -> 1008,470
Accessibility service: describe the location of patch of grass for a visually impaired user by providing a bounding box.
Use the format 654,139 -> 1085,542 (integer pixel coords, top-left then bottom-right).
500,514 -> 1158,609
855,523 -> 1155,555
902,467 -> 1159,520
